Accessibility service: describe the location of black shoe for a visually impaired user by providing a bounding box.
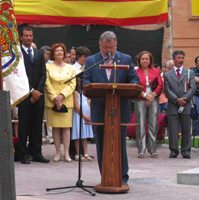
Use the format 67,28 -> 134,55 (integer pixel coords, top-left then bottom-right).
20,154 -> 30,164
183,155 -> 191,159
122,181 -> 129,186
169,155 -> 177,158
33,154 -> 50,163
28,154 -> 33,161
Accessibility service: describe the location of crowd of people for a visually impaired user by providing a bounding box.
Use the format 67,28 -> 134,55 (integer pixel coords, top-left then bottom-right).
15,27 -> 94,164
13,27 -> 199,186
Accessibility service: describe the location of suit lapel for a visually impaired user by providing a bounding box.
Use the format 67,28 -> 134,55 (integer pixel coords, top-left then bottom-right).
180,68 -> 187,82
95,53 -> 108,82
171,68 -> 180,82
170,67 -> 187,83
21,47 -> 31,63
33,49 -> 38,63
21,46 -> 35,63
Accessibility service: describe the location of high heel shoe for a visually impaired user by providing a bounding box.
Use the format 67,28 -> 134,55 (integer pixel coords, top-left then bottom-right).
74,154 -> 87,161
84,154 -> 93,162
53,155 -> 61,162
64,156 -> 72,163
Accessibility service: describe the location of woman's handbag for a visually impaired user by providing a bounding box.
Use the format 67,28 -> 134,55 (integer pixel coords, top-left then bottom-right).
151,77 -> 158,91
52,104 -> 68,113
190,99 -> 198,120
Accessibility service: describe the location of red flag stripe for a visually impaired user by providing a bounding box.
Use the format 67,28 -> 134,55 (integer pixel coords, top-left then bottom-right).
15,13 -> 168,26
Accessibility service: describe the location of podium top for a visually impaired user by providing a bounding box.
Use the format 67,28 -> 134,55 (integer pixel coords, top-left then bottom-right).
83,83 -> 143,99
99,64 -> 129,70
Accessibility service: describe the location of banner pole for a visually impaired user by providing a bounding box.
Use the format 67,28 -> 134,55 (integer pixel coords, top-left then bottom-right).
0,42 -> 3,90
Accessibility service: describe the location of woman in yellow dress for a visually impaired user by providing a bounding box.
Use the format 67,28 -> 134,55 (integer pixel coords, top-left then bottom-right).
45,43 -> 76,162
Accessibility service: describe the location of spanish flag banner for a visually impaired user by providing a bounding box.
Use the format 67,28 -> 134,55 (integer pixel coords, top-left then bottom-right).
1,0 -> 29,108
192,0 -> 199,16
14,0 -> 168,26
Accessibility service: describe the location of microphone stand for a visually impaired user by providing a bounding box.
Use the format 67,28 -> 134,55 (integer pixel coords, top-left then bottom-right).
46,56 -> 109,196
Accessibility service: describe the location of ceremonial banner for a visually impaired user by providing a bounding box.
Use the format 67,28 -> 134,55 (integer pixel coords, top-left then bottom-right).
14,0 -> 168,26
0,0 -> 29,108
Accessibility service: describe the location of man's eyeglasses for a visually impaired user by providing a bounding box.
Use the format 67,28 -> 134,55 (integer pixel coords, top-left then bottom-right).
102,46 -> 116,50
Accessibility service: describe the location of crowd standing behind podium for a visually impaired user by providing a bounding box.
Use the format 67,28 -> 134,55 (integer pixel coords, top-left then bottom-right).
13,28 -> 199,170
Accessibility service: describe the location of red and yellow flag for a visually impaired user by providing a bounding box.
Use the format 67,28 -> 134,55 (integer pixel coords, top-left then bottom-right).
1,0 -> 29,108
14,0 -> 168,26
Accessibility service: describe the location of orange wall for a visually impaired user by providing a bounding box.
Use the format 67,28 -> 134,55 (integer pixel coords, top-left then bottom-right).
172,0 -> 199,68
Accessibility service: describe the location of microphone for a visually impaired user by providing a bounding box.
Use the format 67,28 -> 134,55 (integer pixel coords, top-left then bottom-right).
107,52 -> 112,60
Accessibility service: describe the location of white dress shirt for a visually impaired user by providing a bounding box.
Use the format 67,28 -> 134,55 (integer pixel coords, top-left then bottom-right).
22,45 -> 34,57
74,61 -> 83,75
174,65 -> 183,75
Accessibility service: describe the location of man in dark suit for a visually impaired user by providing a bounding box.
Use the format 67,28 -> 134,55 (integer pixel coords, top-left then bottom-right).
164,50 -> 196,159
18,27 -> 50,164
191,56 -> 199,136
83,31 -> 139,185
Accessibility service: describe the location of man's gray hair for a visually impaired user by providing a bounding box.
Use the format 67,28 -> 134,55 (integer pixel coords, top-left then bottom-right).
172,50 -> 185,59
164,60 -> 173,70
99,31 -> 117,43
40,46 -> 51,53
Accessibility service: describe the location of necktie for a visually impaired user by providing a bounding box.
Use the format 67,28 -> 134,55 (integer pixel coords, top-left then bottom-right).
106,59 -> 113,81
27,48 -> 33,62
176,69 -> 181,80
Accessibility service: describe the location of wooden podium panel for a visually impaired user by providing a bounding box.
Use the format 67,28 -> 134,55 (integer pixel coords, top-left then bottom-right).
83,83 -> 143,193
83,83 -> 143,99
102,91 -> 122,187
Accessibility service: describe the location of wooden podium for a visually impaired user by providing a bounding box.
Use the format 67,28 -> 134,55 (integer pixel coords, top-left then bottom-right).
83,83 -> 143,193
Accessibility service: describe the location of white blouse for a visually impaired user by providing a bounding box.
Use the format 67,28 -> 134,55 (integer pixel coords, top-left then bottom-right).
146,76 -> 152,94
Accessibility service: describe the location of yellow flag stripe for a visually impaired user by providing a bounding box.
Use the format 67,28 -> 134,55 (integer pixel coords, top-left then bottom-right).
192,0 -> 199,16
14,0 -> 168,19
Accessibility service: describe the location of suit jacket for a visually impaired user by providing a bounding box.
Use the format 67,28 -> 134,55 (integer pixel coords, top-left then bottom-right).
136,67 -> 163,100
164,67 -> 196,115
21,47 -> 46,106
45,62 -> 76,108
83,51 -> 139,123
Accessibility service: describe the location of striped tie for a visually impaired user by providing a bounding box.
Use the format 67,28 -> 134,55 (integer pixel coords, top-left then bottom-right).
106,59 -> 113,81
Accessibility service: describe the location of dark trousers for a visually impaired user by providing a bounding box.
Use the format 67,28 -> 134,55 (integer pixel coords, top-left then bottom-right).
193,95 -> 199,136
18,101 -> 44,156
93,125 -> 129,182
168,114 -> 191,156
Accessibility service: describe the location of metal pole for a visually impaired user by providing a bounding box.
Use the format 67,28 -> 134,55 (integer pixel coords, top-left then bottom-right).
0,41 -> 3,90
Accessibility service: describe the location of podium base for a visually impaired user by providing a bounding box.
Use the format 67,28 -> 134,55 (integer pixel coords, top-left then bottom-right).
94,184 -> 129,193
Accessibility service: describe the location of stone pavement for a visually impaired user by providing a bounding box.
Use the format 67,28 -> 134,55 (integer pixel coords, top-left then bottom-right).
15,140 -> 199,200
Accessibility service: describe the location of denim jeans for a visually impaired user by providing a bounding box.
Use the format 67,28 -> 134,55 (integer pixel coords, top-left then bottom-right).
159,103 -> 168,113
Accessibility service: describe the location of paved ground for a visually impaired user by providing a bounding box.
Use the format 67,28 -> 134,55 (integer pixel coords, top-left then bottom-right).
16,140 -> 199,200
